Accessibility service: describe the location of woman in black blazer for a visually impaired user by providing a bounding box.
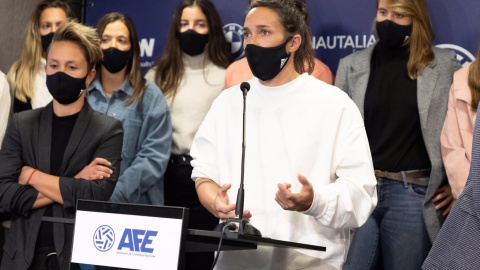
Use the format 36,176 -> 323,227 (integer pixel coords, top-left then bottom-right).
0,20 -> 123,270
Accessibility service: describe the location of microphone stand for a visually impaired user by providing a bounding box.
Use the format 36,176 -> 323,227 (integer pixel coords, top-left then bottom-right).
214,83 -> 261,236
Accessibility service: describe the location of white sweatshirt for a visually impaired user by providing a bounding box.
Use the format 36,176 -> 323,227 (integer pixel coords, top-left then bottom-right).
0,71 -> 10,148
11,58 -> 53,109
191,73 -> 377,269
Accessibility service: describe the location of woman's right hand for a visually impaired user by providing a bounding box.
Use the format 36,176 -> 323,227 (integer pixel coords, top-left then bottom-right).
214,183 -> 252,221
75,157 -> 113,180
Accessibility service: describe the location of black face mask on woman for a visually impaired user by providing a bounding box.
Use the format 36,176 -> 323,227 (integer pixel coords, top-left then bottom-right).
376,20 -> 412,49
245,39 -> 291,81
41,32 -> 55,52
46,71 -> 87,105
179,29 -> 209,56
102,47 -> 132,74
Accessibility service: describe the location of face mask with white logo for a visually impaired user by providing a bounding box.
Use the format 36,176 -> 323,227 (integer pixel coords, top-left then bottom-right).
245,38 -> 291,81
376,20 -> 412,49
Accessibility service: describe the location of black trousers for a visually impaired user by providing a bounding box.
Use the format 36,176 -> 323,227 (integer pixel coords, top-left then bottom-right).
165,155 -> 218,270
28,246 -> 80,270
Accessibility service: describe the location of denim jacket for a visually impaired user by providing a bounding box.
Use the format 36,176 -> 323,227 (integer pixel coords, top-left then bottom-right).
87,78 -> 172,205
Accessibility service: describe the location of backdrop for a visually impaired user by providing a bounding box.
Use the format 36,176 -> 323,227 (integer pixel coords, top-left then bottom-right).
85,0 -> 480,75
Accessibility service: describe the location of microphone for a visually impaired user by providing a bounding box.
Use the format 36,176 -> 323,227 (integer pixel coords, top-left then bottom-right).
240,82 -> 250,96
214,82 -> 261,236
235,82 -> 249,220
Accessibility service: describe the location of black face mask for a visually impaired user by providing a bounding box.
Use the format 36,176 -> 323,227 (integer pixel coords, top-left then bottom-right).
376,20 -> 412,49
102,47 -> 132,74
46,72 -> 87,105
179,29 -> 209,56
245,39 -> 291,81
41,32 -> 55,53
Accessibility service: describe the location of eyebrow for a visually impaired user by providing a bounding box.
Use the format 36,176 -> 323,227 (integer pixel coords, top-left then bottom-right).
47,59 -> 80,65
180,19 -> 207,23
102,34 -> 127,38
242,25 -> 271,31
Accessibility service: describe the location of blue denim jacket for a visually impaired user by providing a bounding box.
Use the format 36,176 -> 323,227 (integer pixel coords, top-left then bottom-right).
87,78 -> 172,205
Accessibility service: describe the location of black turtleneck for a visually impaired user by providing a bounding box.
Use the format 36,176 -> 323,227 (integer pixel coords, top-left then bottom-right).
36,112 -> 79,249
364,42 -> 431,172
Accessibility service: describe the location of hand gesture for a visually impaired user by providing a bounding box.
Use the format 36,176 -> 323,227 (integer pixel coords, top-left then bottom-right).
75,157 -> 112,180
275,174 -> 314,212
214,183 -> 252,221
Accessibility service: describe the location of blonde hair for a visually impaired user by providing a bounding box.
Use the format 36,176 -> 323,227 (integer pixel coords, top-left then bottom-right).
468,44 -> 480,111
377,0 -> 435,79
47,19 -> 102,72
8,0 -> 75,103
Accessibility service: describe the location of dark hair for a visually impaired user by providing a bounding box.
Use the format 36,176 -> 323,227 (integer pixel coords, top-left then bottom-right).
96,12 -> 146,106
153,0 -> 233,97
248,0 -> 314,74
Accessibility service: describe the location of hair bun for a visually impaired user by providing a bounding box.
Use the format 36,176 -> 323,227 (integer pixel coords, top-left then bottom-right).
292,0 -> 309,22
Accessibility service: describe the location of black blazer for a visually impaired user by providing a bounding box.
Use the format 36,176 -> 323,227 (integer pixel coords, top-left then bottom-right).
0,101 -> 123,269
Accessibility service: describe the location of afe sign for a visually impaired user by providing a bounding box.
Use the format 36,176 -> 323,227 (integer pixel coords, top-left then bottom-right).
117,228 -> 158,253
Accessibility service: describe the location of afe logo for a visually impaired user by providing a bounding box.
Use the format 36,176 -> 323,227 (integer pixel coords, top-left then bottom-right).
436,44 -> 476,67
117,228 -> 158,253
93,225 -> 115,252
223,23 -> 245,60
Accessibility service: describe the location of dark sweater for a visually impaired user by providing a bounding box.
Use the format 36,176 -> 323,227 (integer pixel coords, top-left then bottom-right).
364,42 -> 431,172
36,112 -> 78,249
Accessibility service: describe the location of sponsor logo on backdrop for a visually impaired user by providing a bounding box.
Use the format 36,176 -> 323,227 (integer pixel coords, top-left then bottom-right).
93,226 -> 158,257
312,35 -> 377,50
436,44 -> 475,67
94,225 -> 115,252
223,23 -> 245,60
140,38 -> 156,68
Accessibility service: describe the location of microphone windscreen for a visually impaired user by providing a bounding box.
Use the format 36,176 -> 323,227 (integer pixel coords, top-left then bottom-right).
240,82 -> 250,92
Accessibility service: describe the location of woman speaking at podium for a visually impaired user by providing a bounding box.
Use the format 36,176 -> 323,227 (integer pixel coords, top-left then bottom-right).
0,20 -> 123,269
190,0 -> 377,269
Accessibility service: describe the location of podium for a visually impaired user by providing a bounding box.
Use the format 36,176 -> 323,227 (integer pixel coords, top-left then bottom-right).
70,200 -> 326,270
186,229 -> 326,253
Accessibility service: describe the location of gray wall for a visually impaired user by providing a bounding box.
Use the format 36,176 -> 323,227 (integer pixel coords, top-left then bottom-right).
0,0 -> 42,74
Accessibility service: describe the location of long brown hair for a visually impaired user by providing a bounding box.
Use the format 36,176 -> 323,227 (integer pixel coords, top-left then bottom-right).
153,0 -> 233,98
248,0 -> 315,74
468,43 -> 480,111
96,12 -> 146,106
8,0 -> 75,103
376,0 -> 435,79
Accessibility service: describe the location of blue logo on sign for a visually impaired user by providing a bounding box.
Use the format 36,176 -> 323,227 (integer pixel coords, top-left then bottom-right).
94,225 -> 115,252
223,23 -> 245,60
436,44 -> 476,67
117,228 -> 158,253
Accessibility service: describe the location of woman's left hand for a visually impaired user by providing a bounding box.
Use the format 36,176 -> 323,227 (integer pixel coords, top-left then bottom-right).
19,166 -> 35,185
432,185 -> 455,216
